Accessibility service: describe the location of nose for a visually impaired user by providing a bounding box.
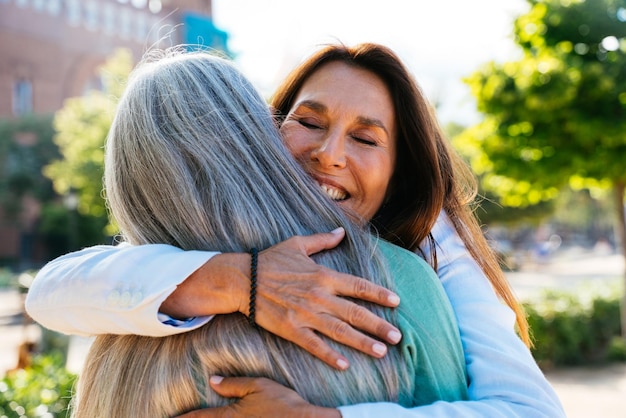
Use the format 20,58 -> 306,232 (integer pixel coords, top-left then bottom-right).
310,131 -> 346,168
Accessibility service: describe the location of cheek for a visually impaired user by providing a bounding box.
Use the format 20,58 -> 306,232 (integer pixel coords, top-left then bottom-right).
367,157 -> 394,200
280,124 -> 308,157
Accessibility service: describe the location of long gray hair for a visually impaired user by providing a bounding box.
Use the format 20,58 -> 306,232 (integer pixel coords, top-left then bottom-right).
71,49 -> 411,417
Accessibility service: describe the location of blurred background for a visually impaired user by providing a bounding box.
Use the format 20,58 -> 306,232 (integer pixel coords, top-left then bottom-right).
1,0 -> 625,417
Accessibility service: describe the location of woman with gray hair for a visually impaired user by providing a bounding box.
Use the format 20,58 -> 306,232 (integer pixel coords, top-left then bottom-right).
69,49 -> 467,417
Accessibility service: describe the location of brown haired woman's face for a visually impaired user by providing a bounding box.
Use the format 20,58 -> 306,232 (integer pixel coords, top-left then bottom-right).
280,62 -> 396,222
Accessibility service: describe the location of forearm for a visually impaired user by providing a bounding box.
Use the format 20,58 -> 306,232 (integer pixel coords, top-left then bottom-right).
26,243 -> 219,336
445,285 -> 565,417
338,399 -> 549,418
161,252 -> 250,319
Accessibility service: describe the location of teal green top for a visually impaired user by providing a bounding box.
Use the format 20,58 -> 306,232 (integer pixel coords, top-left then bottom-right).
378,240 -> 468,406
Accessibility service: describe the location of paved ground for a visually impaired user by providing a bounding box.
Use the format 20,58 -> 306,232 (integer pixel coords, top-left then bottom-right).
544,362 -> 626,418
506,247 -> 624,301
1,249 -> 625,416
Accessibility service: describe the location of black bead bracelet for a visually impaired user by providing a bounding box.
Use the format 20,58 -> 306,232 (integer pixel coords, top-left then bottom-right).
248,247 -> 259,329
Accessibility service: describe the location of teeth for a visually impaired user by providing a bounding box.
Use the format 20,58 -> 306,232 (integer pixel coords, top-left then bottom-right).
320,184 -> 347,201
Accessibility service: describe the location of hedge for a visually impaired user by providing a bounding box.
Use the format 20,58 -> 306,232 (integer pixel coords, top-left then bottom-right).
525,283 -> 626,369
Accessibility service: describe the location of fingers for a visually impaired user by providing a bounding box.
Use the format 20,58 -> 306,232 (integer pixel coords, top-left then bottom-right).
208,376 -> 258,398
289,230 -> 400,308
296,227 -> 346,256
288,328 -> 351,370
324,302 -> 402,351
321,268 -> 401,342
288,275 -> 403,360
313,302 -> 400,354
336,273 -> 400,307
208,376 -> 302,401
252,230 -> 403,368
285,312 -> 401,371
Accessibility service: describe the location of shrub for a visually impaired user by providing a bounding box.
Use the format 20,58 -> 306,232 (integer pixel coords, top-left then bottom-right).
0,269 -> 15,289
608,336 -> 626,361
525,283 -> 623,369
0,352 -> 76,418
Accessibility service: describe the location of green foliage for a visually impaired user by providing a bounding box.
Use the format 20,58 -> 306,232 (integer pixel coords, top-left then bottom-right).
608,336 -> 626,361
0,115 -> 57,219
446,122 -> 556,225
0,353 -> 76,418
45,92 -> 113,219
460,0 -> 626,207
44,48 -> 133,233
474,194 -> 555,226
461,1 -> 626,332
525,284 -> 623,368
38,200 -> 110,258
0,268 -> 16,289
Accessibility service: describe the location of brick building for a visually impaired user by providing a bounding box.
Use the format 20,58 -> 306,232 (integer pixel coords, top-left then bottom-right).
0,0 -> 228,117
0,0 -> 229,267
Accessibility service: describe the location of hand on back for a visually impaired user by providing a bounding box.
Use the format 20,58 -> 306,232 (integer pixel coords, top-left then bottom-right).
161,227 -> 402,369
175,376 -> 341,418
249,227 -> 402,369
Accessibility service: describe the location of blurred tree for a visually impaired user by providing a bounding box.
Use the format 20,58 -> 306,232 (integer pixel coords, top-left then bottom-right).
0,116 -> 57,267
445,121 -> 556,227
44,48 -> 132,237
0,115 -> 57,218
457,0 -> 626,337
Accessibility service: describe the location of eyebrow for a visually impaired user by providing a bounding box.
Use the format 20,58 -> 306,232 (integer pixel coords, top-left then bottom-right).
296,99 -> 390,136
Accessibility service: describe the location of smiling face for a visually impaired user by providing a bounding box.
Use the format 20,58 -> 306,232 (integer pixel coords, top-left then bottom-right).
280,61 -> 397,223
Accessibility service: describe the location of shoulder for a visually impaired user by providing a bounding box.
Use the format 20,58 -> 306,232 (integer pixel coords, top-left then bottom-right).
377,241 -> 468,404
375,240 -> 446,306
377,239 -> 434,278
376,239 -> 453,312
376,239 -> 458,343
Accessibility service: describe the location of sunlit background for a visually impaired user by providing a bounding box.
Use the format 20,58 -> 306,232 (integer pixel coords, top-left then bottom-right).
1,1 -> 625,417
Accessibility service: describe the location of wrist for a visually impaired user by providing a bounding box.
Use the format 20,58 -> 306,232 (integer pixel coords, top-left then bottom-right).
159,252 -> 249,317
207,252 -> 250,315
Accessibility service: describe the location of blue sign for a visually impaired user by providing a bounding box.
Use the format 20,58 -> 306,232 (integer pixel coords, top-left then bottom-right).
183,12 -> 231,56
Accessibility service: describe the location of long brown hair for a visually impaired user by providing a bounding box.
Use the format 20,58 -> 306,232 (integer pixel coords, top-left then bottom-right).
271,43 -> 530,347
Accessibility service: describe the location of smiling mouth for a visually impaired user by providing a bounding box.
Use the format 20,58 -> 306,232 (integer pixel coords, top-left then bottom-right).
319,183 -> 348,201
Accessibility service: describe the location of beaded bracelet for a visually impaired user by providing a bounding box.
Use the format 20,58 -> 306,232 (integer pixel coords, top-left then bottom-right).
248,247 -> 259,329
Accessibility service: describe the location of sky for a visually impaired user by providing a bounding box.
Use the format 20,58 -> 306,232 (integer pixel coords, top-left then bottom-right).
211,0 -> 530,125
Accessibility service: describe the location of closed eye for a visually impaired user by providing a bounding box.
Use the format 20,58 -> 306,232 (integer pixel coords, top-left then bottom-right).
298,119 -> 323,130
352,136 -> 377,146
350,130 -> 379,146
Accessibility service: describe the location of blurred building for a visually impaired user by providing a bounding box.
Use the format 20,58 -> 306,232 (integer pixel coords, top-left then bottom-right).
0,0 -> 229,117
0,0 -> 229,267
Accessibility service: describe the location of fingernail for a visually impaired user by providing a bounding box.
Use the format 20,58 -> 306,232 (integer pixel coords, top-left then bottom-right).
387,330 -> 402,343
388,293 -> 400,305
210,375 -> 224,384
372,342 -> 387,356
336,358 -> 349,370
331,227 -> 344,234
